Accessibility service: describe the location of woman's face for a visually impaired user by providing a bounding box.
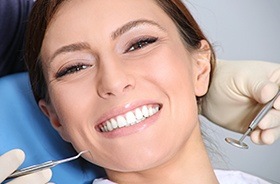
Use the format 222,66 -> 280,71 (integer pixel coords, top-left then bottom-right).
40,0 -> 210,172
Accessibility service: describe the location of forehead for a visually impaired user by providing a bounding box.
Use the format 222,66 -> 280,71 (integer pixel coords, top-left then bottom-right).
46,0 -> 171,36
41,0 -> 177,59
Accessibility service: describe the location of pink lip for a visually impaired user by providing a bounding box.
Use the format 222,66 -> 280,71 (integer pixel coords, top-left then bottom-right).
95,100 -> 162,138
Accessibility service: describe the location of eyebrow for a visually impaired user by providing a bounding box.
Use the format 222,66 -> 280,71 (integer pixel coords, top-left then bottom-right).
49,42 -> 91,63
49,19 -> 165,62
111,19 -> 166,40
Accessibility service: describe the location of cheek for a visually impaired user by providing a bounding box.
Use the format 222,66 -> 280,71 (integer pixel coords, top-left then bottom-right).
156,48 -> 199,131
143,46 -> 196,98
47,83 -> 110,162
48,79 -> 98,128
135,47 -> 199,157
136,44 -> 198,126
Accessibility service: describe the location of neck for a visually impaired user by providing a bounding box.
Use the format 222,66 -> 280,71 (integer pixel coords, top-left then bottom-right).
106,123 -> 219,184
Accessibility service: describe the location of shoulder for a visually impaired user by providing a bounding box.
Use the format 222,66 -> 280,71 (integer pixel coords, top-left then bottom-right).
214,169 -> 271,184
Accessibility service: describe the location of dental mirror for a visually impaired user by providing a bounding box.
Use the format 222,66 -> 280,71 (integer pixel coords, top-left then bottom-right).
225,90 -> 280,149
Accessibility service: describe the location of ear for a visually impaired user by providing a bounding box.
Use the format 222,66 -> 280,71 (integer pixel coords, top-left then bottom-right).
39,99 -> 71,142
192,40 -> 212,97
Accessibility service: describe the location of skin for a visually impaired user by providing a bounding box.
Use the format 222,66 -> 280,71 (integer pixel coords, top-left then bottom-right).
39,0 -> 218,183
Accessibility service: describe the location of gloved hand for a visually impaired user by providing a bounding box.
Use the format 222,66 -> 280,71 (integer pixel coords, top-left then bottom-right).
202,60 -> 280,145
0,149 -> 52,184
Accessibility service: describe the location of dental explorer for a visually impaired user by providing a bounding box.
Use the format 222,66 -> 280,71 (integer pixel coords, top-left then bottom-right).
6,150 -> 88,180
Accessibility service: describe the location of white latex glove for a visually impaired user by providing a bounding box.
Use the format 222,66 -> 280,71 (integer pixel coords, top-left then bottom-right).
202,60 -> 280,145
0,149 -> 52,184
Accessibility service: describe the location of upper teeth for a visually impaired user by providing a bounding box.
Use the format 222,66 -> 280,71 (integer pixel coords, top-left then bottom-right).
99,105 -> 160,132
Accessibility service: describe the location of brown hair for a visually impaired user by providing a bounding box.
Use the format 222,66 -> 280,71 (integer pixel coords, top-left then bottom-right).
25,0 -> 216,104
25,0 -> 65,102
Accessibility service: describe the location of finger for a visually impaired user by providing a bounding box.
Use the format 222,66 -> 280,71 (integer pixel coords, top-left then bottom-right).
261,126 -> 280,145
250,127 -> 280,145
258,109 -> 280,130
0,149 -> 25,183
273,93 -> 280,110
250,129 -> 264,145
252,81 -> 279,104
7,169 -> 52,184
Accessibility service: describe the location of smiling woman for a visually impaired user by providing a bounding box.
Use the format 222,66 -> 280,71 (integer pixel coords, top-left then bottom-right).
36,0 -> 213,175
17,0 -> 273,183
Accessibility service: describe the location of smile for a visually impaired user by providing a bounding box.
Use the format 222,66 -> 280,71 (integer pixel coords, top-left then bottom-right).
98,105 -> 160,132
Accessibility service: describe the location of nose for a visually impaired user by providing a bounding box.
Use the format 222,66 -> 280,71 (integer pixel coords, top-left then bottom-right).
97,58 -> 135,98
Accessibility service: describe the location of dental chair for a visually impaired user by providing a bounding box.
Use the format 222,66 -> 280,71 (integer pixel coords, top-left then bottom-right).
0,72 -> 106,183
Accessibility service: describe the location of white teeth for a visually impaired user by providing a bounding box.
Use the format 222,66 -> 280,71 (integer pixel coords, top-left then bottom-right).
111,118 -> 118,129
154,106 -> 159,113
125,111 -> 136,125
106,120 -> 113,131
117,116 -> 126,128
99,105 -> 160,132
142,106 -> 149,117
135,108 -> 143,120
104,125 -> 108,132
148,106 -> 154,116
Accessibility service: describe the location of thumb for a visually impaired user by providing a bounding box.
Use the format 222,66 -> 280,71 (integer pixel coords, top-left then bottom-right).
0,149 -> 25,183
246,79 -> 279,104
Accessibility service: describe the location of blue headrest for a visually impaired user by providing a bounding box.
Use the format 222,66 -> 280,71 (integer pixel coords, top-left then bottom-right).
0,72 -> 105,183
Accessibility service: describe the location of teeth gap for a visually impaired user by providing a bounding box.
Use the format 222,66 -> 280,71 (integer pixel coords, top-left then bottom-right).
99,105 -> 160,132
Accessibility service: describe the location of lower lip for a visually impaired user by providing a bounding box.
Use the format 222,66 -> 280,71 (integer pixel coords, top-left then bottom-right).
99,109 -> 161,138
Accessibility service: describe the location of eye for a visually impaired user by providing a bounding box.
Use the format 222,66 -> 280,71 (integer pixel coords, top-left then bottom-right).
126,37 -> 158,53
56,63 -> 93,78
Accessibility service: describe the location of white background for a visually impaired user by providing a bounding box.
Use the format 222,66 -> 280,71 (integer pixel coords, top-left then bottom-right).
186,0 -> 280,183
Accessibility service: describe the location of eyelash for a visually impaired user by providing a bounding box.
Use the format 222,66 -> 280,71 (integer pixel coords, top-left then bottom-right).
55,37 -> 158,78
56,63 -> 92,78
125,37 -> 158,53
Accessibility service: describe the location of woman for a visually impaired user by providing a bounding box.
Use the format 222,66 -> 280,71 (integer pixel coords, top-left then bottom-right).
1,0 -> 279,183
29,1 -> 217,182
